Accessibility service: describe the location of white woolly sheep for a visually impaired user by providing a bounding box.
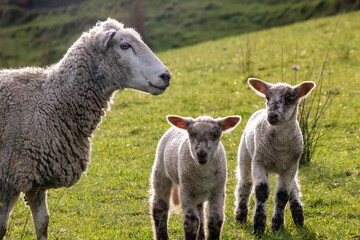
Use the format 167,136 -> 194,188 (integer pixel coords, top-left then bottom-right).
234,78 -> 315,236
0,18 -> 171,240
150,115 -> 241,240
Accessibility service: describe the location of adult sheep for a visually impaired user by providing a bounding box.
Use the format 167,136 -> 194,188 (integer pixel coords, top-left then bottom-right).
0,18 -> 171,240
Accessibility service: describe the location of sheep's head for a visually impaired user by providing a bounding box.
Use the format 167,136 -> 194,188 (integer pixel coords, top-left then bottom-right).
167,115 -> 241,165
92,18 -> 171,95
248,78 -> 316,125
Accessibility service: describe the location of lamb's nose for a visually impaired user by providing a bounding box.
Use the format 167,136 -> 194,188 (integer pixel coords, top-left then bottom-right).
197,151 -> 208,164
267,112 -> 279,125
159,72 -> 171,84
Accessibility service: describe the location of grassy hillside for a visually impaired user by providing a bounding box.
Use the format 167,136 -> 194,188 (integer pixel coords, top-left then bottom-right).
0,0 -> 360,68
3,10 -> 360,240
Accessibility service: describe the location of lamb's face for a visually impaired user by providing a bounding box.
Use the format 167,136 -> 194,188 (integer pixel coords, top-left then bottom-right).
187,121 -> 222,165
248,78 -> 315,126
100,27 -> 171,95
265,85 -> 298,125
166,115 -> 241,165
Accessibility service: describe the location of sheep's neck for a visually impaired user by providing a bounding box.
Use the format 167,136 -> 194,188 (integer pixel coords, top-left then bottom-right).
51,47 -> 116,139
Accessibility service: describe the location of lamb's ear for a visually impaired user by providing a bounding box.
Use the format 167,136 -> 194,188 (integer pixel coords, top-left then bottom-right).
100,29 -> 117,52
217,115 -> 241,133
294,81 -> 316,98
166,115 -> 193,130
248,78 -> 272,97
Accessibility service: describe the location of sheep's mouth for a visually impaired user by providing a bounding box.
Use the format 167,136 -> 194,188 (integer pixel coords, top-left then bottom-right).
149,82 -> 169,91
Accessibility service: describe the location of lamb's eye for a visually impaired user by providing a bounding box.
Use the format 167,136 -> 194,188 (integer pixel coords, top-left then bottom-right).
120,43 -> 131,50
211,133 -> 219,140
284,94 -> 294,104
190,133 -> 197,139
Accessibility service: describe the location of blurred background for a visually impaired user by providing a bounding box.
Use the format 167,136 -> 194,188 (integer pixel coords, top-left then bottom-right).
0,0 -> 359,67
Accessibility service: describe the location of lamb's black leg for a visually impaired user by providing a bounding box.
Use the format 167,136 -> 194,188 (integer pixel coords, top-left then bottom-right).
183,213 -> 199,240
253,182 -> 270,236
197,203 -> 205,240
289,180 -> 304,227
151,198 -> 170,240
271,189 -> 289,232
235,181 -> 252,223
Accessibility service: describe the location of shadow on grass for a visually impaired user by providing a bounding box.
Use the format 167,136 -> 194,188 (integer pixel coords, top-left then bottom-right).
232,216 -> 317,239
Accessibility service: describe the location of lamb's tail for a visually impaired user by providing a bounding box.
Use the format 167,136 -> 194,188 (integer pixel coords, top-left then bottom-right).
170,186 -> 180,213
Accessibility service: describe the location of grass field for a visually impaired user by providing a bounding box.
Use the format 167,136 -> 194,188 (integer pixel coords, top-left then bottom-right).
3,11 -> 360,240
1,0 -> 359,68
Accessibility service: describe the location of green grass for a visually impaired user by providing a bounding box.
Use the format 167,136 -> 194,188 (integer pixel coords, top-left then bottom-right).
4,11 -> 360,239
1,0 -> 360,67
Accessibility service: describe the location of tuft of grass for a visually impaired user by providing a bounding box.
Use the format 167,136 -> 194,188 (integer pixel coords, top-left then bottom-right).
298,16 -> 340,164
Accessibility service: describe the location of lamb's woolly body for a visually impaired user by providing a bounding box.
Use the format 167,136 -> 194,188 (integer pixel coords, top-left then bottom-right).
151,115 -> 240,240
241,109 -> 303,174
158,127 -> 227,201
235,79 -> 315,236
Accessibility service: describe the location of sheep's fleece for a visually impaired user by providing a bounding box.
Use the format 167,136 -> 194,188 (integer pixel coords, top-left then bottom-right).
0,18 -> 170,197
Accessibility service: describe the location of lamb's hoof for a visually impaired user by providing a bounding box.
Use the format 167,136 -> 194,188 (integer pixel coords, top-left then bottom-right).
293,215 -> 304,228
253,219 -> 266,237
290,203 -> 304,227
271,216 -> 284,232
271,221 -> 282,232
235,212 -> 248,223
235,205 -> 248,223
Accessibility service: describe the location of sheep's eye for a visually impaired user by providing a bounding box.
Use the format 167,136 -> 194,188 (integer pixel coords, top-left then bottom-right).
120,43 -> 131,50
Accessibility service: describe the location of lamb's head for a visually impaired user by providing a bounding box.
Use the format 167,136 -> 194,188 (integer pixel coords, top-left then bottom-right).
91,18 -> 171,95
167,115 -> 241,165
248,78 -> 316,125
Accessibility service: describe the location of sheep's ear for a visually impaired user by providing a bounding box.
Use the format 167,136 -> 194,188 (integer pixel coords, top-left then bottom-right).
217,115 -> 241,133
248,78 -> 271,97
100,29 -> 117,52
166,115 -> 193,130
294,81 -> 316,98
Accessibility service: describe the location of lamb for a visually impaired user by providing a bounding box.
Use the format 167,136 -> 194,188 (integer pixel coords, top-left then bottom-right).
150,115 -> 241,240
234,78 -> 315,236
0,18 -> 171,240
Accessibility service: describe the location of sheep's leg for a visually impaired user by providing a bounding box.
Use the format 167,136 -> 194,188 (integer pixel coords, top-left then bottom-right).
252,166 -> 269,236
289,179 -> 304,227
197,203 -> 205,240
150,177 -> 172,240
271,170 -> 297,232
0,189 -> 19,239
207,193 -> 225,240
181,191 -> 199,240
234,140 -> 253,223
24,190 -> 49,240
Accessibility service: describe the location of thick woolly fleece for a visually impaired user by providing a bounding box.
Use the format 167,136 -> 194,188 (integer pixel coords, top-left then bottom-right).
0,20 -> 122,194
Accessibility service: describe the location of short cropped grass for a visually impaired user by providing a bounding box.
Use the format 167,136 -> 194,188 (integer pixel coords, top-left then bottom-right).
4,11 -> 360,239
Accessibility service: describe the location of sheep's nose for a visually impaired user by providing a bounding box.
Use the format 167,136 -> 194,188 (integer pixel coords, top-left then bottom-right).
267,112 -> 279,125
197,151 -> 208,164
159,72 -> 171,84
